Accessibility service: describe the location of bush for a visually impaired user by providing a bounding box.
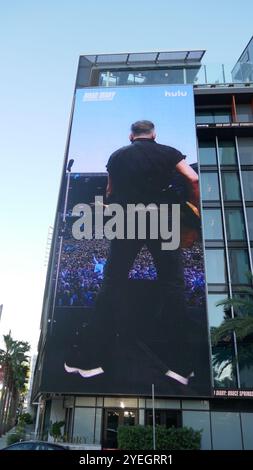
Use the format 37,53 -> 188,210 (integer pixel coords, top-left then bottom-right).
7,432 -> 25,446
19,412 -> 33,425
49,421 -> 65,442
118,425 -> 201,450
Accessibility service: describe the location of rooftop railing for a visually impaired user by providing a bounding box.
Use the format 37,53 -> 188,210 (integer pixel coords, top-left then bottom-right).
98,63 -> 253,87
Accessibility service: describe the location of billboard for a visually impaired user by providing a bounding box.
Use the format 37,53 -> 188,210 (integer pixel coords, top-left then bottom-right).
43,85 -> 211,397
69,86 -> 197,172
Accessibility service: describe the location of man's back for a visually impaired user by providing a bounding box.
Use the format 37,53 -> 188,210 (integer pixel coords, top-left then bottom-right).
106,138 -> 185,205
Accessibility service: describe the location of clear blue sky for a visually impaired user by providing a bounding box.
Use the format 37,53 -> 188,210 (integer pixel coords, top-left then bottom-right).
0,0 -> 252,351
70,85 -> 196,172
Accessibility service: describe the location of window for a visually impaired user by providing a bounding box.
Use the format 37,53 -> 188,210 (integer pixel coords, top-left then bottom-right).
182,411 -> 211,450
225,208 -> 246,240
207,293 -> 228,328
212,343 -> 237,389
221,172 -> 241,201
242,171 -> 253,201
186,67 -> 202,84
246,207 -> 253,240
200,172 -> 220,201
203,209 -> 223,240
238,137 -> 253,165
196,110 -> 231,124
218,141 -> 237,165
99,68 -> 186,87
73,408 -> 95,444
198,142 -> 217,165
229,249 -> 250,284
211,412 -> 242,449
145,409 -> 181,428
236,104 -> 253,122
238,341 -> 253,388
205,249 -> 227,284
241,413 -> 253,449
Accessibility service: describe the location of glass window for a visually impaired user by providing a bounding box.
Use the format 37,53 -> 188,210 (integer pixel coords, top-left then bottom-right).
146,410 -> 181,428
242,171 -> 253,201
241,413 -> 253,450
7,442 -> 35,450
73,407 -> 95,444
236,104 -> 253,122
238,137 -> 253,165
99,68 -> 187,86
198,142 -> 217,165
232,291 -> 253,317
196,110 -> 231,124
186,67 -> 201,84
104,398 -> 137,407
246,207 -> 253,240
205,249 -> 226,283
203,209 -> 223,240
212,343 -> 237,389
218,141 -> 237,165
221,172 -> 241,201
211,412 -> 242,450
229,249 -> 250,284
200,172 -> 220,201
213,111 -> 231,124
182,411 -> 211,450
225,208 -> 246,240
207,293 -> 228,328
196,111 -> 214,124
95,408 -> 102,444
238,341 -> 253,389
123,410 -> 136,426
181,400 -> 209,410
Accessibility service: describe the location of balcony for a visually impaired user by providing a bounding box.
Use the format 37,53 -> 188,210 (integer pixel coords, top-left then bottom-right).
98,63 -> 253,88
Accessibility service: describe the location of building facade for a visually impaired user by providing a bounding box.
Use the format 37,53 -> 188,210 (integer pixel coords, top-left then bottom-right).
232,36 -> 253,83
32,48 -> 253,450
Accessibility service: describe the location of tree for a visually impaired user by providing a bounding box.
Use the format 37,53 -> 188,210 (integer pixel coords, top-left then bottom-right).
211,277 -> 253,383
0,333 -> 30,435
212,282 -> 253,344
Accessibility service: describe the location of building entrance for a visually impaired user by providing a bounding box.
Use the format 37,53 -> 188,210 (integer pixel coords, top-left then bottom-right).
103,408 -> 137,449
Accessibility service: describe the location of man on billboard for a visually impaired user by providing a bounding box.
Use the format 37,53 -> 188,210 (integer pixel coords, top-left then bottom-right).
65,120 -> 200,386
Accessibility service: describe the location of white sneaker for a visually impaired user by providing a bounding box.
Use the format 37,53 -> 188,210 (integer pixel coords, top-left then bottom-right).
165,369 -> 194,385
64,362 -> 104,378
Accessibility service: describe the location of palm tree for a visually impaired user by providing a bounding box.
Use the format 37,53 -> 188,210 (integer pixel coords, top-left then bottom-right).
0,333 -> 30,435
211,282 -> 253,345
211,276 -> 253,384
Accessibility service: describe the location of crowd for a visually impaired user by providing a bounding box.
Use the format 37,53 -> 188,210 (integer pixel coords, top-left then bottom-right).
56,235 -> 205,307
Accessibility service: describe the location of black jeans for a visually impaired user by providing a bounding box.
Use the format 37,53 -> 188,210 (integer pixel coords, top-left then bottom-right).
86,236 -> 187,371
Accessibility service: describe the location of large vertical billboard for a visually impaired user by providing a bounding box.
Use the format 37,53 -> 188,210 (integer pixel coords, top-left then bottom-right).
42,85 -> 211,397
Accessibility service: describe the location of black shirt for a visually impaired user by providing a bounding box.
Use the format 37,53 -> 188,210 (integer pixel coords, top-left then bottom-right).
106,138 -> 185,205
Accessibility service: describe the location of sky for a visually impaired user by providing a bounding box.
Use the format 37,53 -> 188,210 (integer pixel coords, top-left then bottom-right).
70,85 -> 196,172
0,0 -> 252,352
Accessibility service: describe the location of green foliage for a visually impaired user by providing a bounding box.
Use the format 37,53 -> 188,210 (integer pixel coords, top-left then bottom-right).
117,425 -> 201,450
6,431 -> 25,446
211,276 -> 253,346
16,422 -> 25,433
210,276 -> 253,379
19,412 -> 33,425
49,421 -> 65,442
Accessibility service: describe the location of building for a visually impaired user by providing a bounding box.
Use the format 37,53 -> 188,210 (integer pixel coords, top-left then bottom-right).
232,36 -> 253,83
32,46 -> 253,450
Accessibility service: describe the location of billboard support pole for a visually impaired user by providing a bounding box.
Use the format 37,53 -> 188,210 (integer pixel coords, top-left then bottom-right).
152,383 -> 156,450
63,159 -> 74,222
50,159 -> 74,333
